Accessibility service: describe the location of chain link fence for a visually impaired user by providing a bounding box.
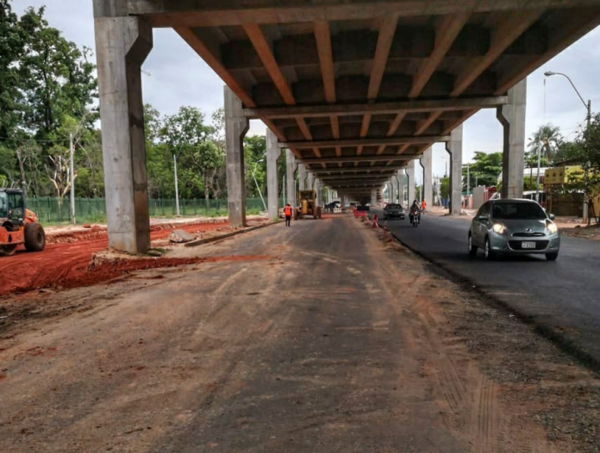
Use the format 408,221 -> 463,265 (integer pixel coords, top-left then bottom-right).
27,197 -> 271,225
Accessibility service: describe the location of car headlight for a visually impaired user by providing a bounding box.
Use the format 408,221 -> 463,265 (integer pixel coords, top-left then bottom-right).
492,223 -> 507,234
547,222 -> 558,234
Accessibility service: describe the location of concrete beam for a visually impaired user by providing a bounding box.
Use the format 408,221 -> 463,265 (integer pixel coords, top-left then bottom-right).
94,0 -> 127,17
281,135 -> 450,149
95,15 -> 152,254
225,86 -> 250,226
129,0 -> 600,27
301,155 -> 412,165
319,173 -> 396,180
445,124 -> 463,215
311,165 -> 404,174
266,129 -> 281,220
450,9 -> 543,96
244,97 -> 508,119
497,79 -> 526,199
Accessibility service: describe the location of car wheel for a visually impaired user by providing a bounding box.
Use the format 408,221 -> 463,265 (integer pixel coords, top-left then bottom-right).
545,252 -> 559,261
468,233 -> 478,256
484,237 -> 495,260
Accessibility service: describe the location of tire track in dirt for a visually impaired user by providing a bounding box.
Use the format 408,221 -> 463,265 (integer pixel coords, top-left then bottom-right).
356,218 -> 565,453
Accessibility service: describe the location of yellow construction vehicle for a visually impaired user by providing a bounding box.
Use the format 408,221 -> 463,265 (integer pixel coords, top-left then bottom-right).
295,190 -> 322,220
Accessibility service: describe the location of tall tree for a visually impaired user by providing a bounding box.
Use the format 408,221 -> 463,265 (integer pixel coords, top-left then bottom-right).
528,124 -> 562,164
463,151 -> 503,191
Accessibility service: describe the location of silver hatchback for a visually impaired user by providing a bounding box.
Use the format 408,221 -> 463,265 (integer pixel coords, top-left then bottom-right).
468,199 -> 560,261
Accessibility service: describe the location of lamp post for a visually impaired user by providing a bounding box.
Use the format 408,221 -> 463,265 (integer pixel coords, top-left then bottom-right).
545,71 -> 592,223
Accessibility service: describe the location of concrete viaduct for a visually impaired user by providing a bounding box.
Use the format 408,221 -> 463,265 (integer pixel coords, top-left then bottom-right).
94,0 -> 600,253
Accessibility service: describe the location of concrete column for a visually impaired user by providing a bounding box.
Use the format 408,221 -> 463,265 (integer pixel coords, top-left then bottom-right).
421,146 -> 433,208
315,179 -> 322,207
266,129 -> 281,220
224,86 -> 250,227
389,180 -> 396,204
445,124 -> 463,215
286,149 -> 297,206
497,78 -> 527,199
371,189 -> 378,206
327,188 -> 332,204
406,162 -> 416,206
306,172 -> 314,191
95,15 -> 152,254
298,163 -> 307,191
397,170 -> 405,207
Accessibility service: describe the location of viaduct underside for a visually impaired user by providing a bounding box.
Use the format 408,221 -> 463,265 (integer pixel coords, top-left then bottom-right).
93,0 -> 600,253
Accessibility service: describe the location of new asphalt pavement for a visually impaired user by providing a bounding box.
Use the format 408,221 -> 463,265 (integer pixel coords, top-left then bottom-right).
375,209 -> 600,369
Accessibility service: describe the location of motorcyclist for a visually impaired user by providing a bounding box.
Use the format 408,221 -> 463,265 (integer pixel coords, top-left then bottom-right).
409,200 -> 421,224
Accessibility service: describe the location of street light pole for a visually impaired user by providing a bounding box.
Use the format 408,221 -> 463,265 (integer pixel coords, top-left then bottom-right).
545,71 -> 592,223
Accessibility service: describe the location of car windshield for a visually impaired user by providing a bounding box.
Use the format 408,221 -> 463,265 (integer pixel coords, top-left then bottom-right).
0,192 -> 8,218
492,202 -> 547,220
386,204 -> 402,210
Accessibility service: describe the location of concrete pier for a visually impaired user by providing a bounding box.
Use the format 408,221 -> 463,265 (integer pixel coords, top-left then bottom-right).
497,79 -> 527,199
94,15 -> 153,254
286,149 -> 297,206
224,86 -> 249,227
406,163 -> 416,206
421,146 -> 433,208
445,124 -> 463,215
266,129 -> 281,220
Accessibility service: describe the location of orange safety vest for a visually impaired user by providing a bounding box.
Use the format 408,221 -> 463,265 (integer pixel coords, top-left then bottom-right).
284,206 -> 292,216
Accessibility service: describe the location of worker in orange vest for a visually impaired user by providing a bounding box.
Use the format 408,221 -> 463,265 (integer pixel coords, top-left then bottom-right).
421,199 -> 427,214
283,203 -> 293,227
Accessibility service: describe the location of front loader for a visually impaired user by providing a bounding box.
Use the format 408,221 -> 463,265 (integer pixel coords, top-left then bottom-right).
294,190 -> 322,220
0,189 -> 46,257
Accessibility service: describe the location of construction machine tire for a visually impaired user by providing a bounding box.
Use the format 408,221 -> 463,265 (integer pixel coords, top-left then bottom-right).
294,210 -> 299,221
316,207 -> 322,219
24,222 -> 46,252
0,245 -> 18,256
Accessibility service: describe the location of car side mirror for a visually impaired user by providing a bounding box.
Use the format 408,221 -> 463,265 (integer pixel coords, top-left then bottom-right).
549,214 -> 556,221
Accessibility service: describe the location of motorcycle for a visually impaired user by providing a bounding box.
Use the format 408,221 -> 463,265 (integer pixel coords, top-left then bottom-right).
409,209 -> 421,227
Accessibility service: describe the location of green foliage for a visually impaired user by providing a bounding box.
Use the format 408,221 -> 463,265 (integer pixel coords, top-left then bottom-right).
463,151 -> 503,191
440,177 -> 450,199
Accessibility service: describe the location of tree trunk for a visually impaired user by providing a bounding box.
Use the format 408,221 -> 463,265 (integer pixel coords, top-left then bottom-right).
16,148 -> 28,198
204,172 -> 210,210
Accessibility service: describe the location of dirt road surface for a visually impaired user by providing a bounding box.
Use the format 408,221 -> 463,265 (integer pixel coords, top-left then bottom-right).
0,220 -> 247,296
0,215 -> 598,452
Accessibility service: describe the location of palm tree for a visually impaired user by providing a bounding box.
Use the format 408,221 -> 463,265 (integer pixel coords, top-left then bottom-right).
528,124 -> 563,163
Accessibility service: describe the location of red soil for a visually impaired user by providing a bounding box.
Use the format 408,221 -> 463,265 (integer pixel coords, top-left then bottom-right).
0,221 -> 266,297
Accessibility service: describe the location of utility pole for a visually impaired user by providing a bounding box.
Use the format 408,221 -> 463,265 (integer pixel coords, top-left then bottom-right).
174,153 -> 180,217
70,133 -> 76,224
545,71 -> 592,223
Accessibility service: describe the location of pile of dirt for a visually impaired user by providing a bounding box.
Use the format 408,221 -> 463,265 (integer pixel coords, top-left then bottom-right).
0,221 -> 260,296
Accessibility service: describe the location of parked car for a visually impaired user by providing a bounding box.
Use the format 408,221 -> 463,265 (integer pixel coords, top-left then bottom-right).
468,199 -> 560,260
383,203 -> 405,220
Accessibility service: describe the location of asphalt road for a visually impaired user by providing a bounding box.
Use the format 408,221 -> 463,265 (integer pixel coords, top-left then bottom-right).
375,209 -> 600,367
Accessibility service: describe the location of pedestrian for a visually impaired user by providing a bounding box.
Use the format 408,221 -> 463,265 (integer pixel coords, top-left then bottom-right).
284,203 -> 293,227
421,199 -> 427,214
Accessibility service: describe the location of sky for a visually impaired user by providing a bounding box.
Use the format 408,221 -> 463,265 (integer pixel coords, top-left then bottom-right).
12,0 -> 600,182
